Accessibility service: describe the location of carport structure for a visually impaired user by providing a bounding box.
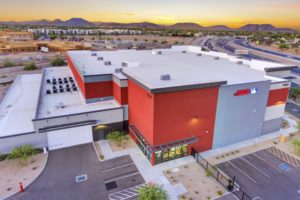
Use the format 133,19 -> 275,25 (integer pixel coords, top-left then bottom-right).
218,148 -> 300,200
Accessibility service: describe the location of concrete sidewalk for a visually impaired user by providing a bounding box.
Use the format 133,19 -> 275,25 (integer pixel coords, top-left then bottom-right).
98,140 -> 194,200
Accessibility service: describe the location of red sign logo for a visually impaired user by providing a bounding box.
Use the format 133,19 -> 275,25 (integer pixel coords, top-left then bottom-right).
234,89 -> 251,96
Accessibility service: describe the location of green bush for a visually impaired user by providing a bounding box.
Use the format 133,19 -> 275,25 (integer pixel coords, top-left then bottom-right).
51,57 -> 66,66
138,183 -> 168,200
106,131 -> 129,147
0,153 -> 8,161
217,190 -> 223,196
292,139 -> 300,156
7,145 -> 37,166
2,58 -> 14,68
279,43 -> 289,49
24,62 -> 37,71
205,170 -> 212,177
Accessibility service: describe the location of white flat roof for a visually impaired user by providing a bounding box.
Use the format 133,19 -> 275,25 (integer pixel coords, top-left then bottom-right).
68,47 -> 270,90
37,67 -> 121,119
0,74 -> 42,137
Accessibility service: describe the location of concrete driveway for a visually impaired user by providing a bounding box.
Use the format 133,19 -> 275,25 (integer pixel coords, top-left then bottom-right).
9,144 -> 144,200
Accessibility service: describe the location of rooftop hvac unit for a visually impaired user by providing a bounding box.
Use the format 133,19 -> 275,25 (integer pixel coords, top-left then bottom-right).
115,68 -> 123,73
160,74 -> 171,81
182,50 -> 187,53
214,57 -> 220,60
104,61 -> 112,66
237,61 -> 243,65
157,51 -> 162,55
121,61 -> 140,68
91,52 -> 97,56
197,53 -> 202,56
97,57 -> 103,60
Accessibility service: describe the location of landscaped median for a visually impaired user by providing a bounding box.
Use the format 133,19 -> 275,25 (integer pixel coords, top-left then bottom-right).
0,145 -> 48,199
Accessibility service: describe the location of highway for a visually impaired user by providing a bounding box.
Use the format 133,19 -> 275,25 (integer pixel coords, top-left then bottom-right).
234,39 -> 300,62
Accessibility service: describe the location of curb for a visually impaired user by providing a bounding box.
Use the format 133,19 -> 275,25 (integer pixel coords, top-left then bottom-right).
1,152 -> 49,200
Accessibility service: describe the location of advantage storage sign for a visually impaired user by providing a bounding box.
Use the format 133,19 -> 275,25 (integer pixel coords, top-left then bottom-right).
234,88 -> 258,96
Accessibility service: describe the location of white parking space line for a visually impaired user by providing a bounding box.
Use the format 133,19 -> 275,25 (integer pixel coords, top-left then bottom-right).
101,162 -> 135,172
109,184 -> 146,200
252,153 -> 282,173
241,157 -> 270,178
104,172 -> 140,183
228,161 -> 257,184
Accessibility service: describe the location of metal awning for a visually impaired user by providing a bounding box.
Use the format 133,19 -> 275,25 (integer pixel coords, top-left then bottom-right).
129,125 -> 199,153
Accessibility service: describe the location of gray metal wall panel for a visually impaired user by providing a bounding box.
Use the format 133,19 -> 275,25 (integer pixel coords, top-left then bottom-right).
84,74 -> 112,83
262,118 -> 282,135
0,133 -> 47,154
212,81 -> 270,149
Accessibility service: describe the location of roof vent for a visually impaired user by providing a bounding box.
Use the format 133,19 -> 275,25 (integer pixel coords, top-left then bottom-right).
56,102 -> 65,109
115,68 -> 123,73
214,57 -> 220,60
121,62 -> 128,67
197,53 -> 202,56
237,61 -> 243,65
104,61 -> 112,66
91,52 -> 97,56
152,50 -> 162,55
160,74 -> 171,81
97,56 -> 103,60
182,50 -> 187,54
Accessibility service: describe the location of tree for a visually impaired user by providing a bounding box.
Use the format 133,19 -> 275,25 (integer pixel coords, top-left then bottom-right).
289,88 -> 300,101
106,131 -> 129,147
292,139 -> 300,156
2,58 -> 13,68
138,183 -> 168,200
51,57 -> 66,66
24,61 -> 37,71
7,145 -> 37,166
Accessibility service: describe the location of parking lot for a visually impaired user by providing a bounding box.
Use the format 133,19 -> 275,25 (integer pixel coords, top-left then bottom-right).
10,144 -> 144,200
217,148 -> 300,200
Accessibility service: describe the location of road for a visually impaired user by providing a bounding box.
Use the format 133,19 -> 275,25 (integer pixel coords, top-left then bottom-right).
234,39 -> 300,62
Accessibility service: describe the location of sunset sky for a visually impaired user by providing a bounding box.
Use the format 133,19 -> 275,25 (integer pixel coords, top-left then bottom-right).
0,0 -> 299,29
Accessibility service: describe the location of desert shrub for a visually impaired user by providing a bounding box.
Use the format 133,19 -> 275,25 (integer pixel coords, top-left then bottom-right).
106,131 -> 129,147
138,183 -> 168,200
51,57 -> 66,66
2,58 -> 14,68
205,170 -> 212,177
292,139 -> 300,156
7,145 -> 37,166
24,62 -> 37,71
217,190 -> 223,196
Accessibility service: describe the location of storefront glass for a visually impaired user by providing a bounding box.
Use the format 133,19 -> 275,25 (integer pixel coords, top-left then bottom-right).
154,144 -> 189,164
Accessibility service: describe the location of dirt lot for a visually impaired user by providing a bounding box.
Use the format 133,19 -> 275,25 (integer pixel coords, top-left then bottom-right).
164,163 -> 225,200
0,153 -> 47,199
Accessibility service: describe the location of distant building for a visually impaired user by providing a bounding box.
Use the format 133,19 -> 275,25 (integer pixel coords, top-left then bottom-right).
0,30 -> 33,42
0,41 -> 91,53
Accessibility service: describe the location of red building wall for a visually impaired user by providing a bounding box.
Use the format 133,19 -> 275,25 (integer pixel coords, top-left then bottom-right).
84,81 -> 113,100
67,54 -> 113,101
113,82 -> 128,105
128,80 -> 220,153
67,54 -> 86,96
267,88 -> 289,107
128,80 -> 155,144
153,87 -> 220,152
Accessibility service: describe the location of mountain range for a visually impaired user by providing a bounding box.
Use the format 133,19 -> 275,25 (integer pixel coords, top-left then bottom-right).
0,18 -> 296,33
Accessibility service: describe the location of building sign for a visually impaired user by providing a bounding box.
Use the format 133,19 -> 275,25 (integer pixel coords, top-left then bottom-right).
234,88 -> 257,96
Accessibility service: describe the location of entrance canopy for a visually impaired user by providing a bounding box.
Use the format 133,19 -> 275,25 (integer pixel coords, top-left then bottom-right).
129,125 -> 198,153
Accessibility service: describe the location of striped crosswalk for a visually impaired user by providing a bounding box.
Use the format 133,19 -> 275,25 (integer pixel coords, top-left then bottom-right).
266,146 -> 300,168
109,184 -> 146,200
